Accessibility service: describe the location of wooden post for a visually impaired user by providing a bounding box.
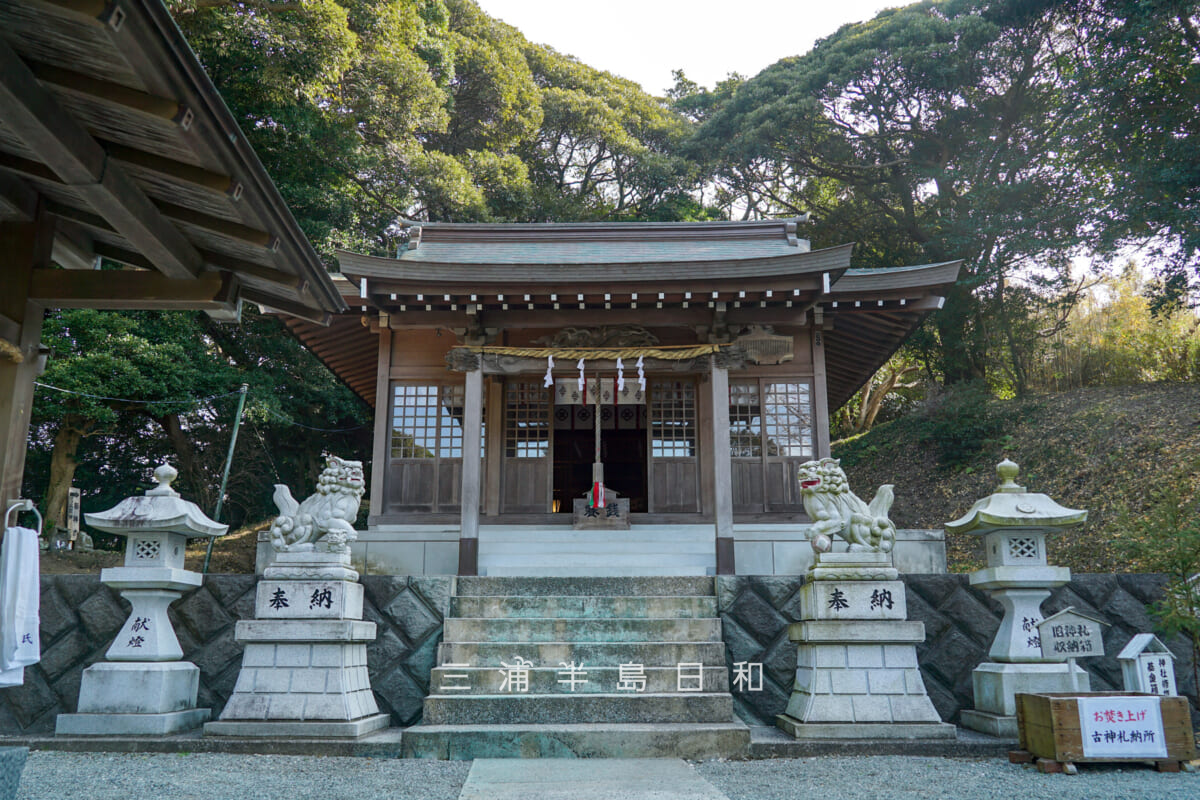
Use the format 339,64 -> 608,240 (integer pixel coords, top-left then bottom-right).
483,378 -> 503,517
367,326 -> 391,524
0,215 -> 52,512
458,366 -> 483,575
811,329 -> 831,457
710,356 -> 735,574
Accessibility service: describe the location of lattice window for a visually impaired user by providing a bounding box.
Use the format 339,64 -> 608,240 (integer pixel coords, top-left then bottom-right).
651,381 -> 696,457
134,539 -> 160,560
1008,537 -> 1040,560
763,383 -> 813,458
391,384 -> 482,459
505,381 -> 549,458
729,383 -> 762,457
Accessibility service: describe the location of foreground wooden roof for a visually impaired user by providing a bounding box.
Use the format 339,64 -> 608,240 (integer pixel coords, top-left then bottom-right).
0,0 -> 344,322
307,222 -> 960,410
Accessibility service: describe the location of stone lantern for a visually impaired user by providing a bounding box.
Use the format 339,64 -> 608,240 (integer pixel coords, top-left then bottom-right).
947,459 -> 1088,737
56,464 -> 226,735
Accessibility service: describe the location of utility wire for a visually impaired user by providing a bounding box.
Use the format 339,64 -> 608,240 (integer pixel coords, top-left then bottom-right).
33,383 -> 244,405
262,407 -> 367,433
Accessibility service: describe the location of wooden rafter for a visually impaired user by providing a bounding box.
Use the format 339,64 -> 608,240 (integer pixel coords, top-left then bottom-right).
0,37 -> 202,278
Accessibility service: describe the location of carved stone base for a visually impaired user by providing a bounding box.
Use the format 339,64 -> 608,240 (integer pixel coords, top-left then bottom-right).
263,551 -> 359,582
807,551 -> 899,582
778,579 -> 951,740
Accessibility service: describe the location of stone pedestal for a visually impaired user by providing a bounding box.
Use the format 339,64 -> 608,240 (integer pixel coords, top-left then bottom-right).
205,552 -> 389,737
56,662 -> 210,735
777,575 -> 954,739
959,662 -> 1088,737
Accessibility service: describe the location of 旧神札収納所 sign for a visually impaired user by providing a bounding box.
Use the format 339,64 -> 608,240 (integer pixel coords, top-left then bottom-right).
1077,695 -> 1168,759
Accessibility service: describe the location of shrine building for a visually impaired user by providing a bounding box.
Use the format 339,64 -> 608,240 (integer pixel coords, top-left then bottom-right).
283,219 -> 959,577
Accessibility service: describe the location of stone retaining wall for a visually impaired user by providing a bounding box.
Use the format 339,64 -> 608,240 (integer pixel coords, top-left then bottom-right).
716,574 -> 1197,725
0,573 -> 1193,733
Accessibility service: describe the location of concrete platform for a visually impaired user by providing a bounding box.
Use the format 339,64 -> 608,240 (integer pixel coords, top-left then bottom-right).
775,715 -> 956,740
0,725 -> 1015,760
55,708 -> 210,736
459,758 -> 730,799
204,713 -> 390,738
402,722 -> 753,760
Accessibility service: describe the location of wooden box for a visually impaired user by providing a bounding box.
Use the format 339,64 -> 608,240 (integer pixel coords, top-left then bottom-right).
1016,692 -> 1196,764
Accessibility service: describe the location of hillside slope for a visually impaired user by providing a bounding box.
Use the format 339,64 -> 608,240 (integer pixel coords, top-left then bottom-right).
833,383 -> 1200,573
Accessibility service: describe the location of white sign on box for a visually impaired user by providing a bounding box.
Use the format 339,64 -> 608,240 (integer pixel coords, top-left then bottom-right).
1077,696 -> 1167,759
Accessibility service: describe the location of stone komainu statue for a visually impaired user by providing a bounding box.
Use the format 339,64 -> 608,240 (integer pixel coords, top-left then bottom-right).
796,457 -> 896,554
269,455 -> 365,553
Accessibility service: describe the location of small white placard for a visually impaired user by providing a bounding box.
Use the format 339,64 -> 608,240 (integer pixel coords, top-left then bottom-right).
1038,610 -> 1105,661
1077,696 -> 1167,759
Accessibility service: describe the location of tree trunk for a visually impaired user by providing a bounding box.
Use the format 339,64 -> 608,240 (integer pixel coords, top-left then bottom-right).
44,417 -> 87,531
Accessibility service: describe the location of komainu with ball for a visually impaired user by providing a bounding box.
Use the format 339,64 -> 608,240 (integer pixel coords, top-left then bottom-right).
797,458 -> 896,554
269,455 -> 365,554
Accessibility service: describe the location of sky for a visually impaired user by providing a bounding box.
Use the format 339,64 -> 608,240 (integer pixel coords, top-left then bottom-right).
475,0 -> 903,95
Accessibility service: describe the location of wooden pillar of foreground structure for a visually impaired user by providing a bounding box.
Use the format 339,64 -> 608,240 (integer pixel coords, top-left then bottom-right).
0,212 -> 52,510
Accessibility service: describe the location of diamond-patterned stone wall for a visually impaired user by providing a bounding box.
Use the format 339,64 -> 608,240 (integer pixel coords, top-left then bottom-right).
716,574 -> 1197,726
1,573 -> 1190,733
0,575 -> 450,734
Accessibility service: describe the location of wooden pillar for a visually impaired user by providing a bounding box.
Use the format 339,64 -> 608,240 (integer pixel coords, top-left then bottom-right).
709,355 -> 735,574
811,329 -> 831,457
367,326 -> 391,524
457,365 -> 483,575
483,377 -> 503,517
0,215 -> 52,512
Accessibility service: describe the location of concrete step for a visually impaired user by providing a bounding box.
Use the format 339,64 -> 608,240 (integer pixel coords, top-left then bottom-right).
438,641 -> 728,667
401,722 -> 751,759
477,539 -> 715,554
430,665 -> 730,694
449,595 -> 718,620
479,551 -> 715,565
477,527 -> 714,543
455,576 -> 715,597
422,693 -> 733,725
443,617 -> 722,644
482,565 -> 710,577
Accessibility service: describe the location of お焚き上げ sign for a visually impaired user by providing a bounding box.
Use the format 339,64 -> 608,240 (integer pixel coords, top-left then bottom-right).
1077,696 -> 1167,759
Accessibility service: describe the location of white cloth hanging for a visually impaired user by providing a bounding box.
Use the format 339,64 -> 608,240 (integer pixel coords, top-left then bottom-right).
616,358 -> 625,392
636,356 -> 646,392
543,354 -> 555,388
577,358 -> 586,395
0,527 -> 40,686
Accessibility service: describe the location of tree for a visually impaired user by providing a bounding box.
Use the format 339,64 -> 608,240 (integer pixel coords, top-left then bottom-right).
31,310 -> 237,533
688,0 -> 1122,389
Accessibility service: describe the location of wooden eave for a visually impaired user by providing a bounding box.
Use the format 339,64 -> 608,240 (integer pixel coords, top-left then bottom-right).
311,236 -> 961,414
337,242 -> 853,287
0,0 -> 344,322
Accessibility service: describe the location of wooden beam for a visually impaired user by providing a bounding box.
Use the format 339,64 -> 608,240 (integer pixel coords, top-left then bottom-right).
30,62 -> 181,121
29,268 -> 237,313
93,241 -> 303,292
0,172 -> 37,222
50,222 -> 96,271
240,287 -> 331,326
102,141 -> 237,195
0,39 -> 203,278
156,200 -> 274,249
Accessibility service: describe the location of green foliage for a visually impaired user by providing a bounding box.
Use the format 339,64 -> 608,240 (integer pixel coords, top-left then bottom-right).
915,381 -> 1014,469
1114,473 -> 1200,704
1027,265 -> 1200,391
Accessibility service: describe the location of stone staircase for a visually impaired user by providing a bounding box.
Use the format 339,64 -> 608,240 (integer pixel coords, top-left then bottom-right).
401,576 -> 750,758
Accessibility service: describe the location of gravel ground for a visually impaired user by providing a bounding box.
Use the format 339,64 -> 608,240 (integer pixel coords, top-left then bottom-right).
696,756 -> 1199,800
15,753 -> 471,800
13,752 -> 1199,800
